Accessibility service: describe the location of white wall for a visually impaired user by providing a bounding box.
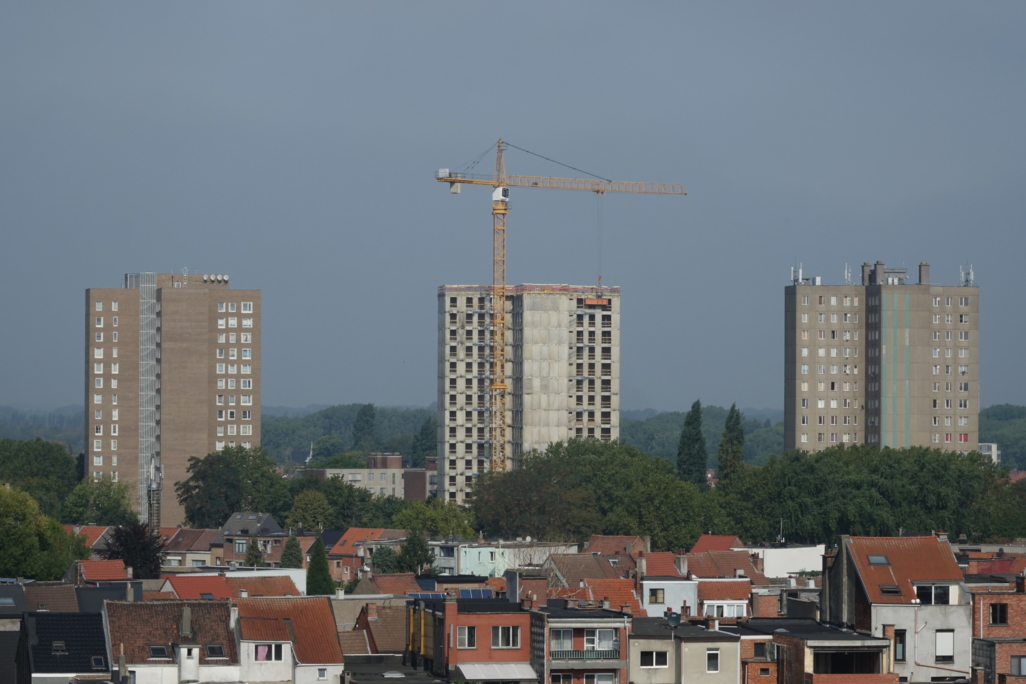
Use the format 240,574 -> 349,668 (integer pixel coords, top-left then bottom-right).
295,664 -> 345,684
641,579 -> 698,618
736,545 -> 825,577
871,603 -> 972,681
240,641 -> 294,682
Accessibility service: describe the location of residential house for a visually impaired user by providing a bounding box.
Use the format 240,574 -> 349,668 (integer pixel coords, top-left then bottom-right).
354,603 -> 407,654
16,612 -> 110,684
697,580 -> 752,622
582,535 -> 648,557
746,618 -> 895,684
209,512 -> 288,567
548,580 -> 643,616
0,584 -> 28,684
406,596 -> 536,683
160,528 -> 218,568
327,528 -> 407,583
62,525 -> 111,560
158,575 -> 233,600
22,583 -> 79,614
331,594 -> 408,639
236,597 -> 344,684
685,551 -> 769,586
352,573 -> 424,597
629,616 -> 741,684
636,552 -> 698,618
104,600 -> 240,684
821,535 -> 970,682
690,535 -> 744,554
75,583 -> 143,611
544,554 -> 634,588
64,559 -> 131,585
223,574 -> 299,598
732,621 -> 777,684
183,568 -> 308,596
968,574 -> 1026,684
533,598 -> 631,684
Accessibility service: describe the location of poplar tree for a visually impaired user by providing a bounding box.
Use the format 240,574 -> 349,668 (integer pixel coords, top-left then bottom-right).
676,400 -> 708,485
716,404 -> 745,485
306,537 -> 335,595
280,536 -> 303,569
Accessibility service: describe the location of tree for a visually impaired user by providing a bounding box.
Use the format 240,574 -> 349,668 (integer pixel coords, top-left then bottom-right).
392,498 -> 475,538
244,539 -> 267,567
174,452 -> 244,528
716,404 -> 745,485
280,536 -> 303,568
320,476 -> 374,528
311,435 -> 347,463
102,523 -> 165,579
676,400 -> 708,485
0,485 -> 88,580
398,529 -> 434,574
410,417 -> 437,468
0,438 -> 79,519
306,537 -> 335,595
362,495 -> 411,528
317,452 -> 366,469
62,476 -> 137,526
286,490 -> 334,530
370,545 -> 402,573
352,404 -> 377,452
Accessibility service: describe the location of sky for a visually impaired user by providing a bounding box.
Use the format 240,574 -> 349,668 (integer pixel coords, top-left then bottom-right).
1,3 -> 1024,412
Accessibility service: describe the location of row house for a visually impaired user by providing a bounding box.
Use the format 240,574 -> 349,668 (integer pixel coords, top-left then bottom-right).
327,527 -> 407,583
236,597 -> 345,684
160,528 -> 218,567
535,599 -> 632,684
628,617 -> 741,684
209,512 -> 289,567
967,574 -> 1026,684
822,535 -> 970,682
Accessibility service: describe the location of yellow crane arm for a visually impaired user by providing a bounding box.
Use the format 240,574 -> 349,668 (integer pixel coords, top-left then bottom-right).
436,172 -> 686,195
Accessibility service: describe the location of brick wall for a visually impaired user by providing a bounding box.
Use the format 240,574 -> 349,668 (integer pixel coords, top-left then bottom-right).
742,660 -> 776,684
754,594 -> 779,618
808,675 -> 898,684
973,592 -> 1026,639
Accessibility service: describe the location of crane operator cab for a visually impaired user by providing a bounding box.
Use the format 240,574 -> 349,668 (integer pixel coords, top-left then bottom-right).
492,186 -> 510,203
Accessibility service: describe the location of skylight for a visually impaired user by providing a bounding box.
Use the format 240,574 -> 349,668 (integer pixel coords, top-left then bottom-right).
149,645 -> 169,658
200,593 -> 215,600
879,585 -> 901,595
249,515 -> 258,520
867,555 -> 890,565
91,656 -> 106,670
206,644 -> 225,658
52,641 -> 67,655
0,598 -> 14,605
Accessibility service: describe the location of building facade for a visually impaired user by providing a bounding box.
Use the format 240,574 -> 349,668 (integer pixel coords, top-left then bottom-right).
85,272 -> 260,527
437,284 -> 620,503
785,261 -> 978,452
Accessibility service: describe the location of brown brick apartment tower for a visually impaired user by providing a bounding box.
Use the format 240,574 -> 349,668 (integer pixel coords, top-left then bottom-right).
784,262 -> 978,453
85,273 -> 261,527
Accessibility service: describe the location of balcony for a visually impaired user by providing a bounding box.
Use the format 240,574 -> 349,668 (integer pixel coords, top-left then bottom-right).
550,650 -> 619,660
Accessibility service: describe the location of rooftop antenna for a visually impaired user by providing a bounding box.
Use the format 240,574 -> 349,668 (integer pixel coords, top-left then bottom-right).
844,263 -> 851,286
960,264 -> 974,287
790,262 -> 803,285
182,267 -> 188,288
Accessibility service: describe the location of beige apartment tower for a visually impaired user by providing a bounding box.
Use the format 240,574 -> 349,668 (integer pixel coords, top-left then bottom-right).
85,273 -> 261,527
437,284 -> 620,503
784,261 -> 978,453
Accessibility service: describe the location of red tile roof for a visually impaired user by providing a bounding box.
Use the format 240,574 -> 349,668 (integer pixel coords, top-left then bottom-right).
78,559 -> 128,580
547,579 -> 642,614
846,536 -> 963,604
162,575 -> 233,600
584,535 -> 646,555
691,535 -> 743,553
162,528 -> 218,553
329,528 -> 405,556
685,551 -> 769,585
642,552 -> 685,577
338,630 -> 371,655
224,575 -> 299,598
698,580 -> 752,601
237,597 -> 343,664
106,600 -> 239,665
369,573 -> 422,596
63,525 -> 109,549
547,554 -> 631,583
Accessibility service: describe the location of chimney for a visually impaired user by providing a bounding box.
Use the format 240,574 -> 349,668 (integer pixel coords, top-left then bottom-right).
806,578 -> 816,589
336,588 -> 345,599
180,606 -> 192,638
788,577 -> 797,588
367,603 -> 378,620
578,580 -> 585,588
675,555 -> 688,577
862,262 -> 872,286
567,599 -> 579,609
874,261 -> 885,285
229,604 -> 238,630
239,589 -> 248,598
636,556 -> 647,578
125,566 -> 133,579
620,604 -> 632,615
601,599 -> 611,610
734,568 -> 746,578
751,554 -> 763,573
644,536 -> 652,553
521,595 -> 534,610
118,644 -> 127,684
919,262 -> 930,285
15,577 -> 23,585
124,583 -> 133,602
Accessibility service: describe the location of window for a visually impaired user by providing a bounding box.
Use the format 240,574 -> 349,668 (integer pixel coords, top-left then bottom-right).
991,603 -> 1008,625
149,645 -> 169,658
94,455 -> 103,466
550,629 -> 573,651
255,644 -> 283,661
242,317 -> 253,328
1012,657 -> 1026,677
318,669 -> 327,681
935,630 -> 954,663
585,628 -> 616,651
242,364 -> 251,374
640,651 -> 668,667
707,649 -> 720,673
649,588 -> 665,604
801,364 -> 808,375
801,313 -> 808,323
235,539 -> 246,553
457,625 -> 476,648
916,584 -> 950,605
895,630 -> 906,661
492,625 -> 520,648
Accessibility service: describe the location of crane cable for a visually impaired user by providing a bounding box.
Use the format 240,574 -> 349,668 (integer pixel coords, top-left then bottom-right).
503,142 -> 613,182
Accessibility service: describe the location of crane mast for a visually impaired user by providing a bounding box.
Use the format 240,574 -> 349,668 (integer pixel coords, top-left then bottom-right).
437,140 -> 685,476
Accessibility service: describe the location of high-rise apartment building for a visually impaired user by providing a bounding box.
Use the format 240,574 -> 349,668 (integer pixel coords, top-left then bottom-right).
784,261 -> 978,453
437,284 -> 620,503
85,272 -> 261,527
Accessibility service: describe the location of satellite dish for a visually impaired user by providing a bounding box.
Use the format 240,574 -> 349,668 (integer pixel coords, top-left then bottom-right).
666,612 -> 681,628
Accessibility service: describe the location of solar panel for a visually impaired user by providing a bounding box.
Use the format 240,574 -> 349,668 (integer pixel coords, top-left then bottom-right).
459,588 -> 494,598
408,592 -> 446,599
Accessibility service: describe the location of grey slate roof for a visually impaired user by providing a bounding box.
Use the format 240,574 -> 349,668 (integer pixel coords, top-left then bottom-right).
215,512 -> 284,542
22,612 -> 110,675
0,585 -> 27,617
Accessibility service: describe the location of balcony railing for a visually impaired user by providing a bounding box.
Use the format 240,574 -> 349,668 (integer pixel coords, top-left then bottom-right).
550,650 -> 620,660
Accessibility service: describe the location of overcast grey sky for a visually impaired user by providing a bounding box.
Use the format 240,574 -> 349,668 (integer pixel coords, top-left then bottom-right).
2,3 -> 1024,412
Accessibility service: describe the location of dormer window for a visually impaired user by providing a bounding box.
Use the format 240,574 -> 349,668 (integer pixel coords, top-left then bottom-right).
149,645 -> 170,658
867,555 -> 889,565
916,584 -> 950,605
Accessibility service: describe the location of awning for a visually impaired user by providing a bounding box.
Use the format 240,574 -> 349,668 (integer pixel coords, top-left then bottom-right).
457,662 -> 538,682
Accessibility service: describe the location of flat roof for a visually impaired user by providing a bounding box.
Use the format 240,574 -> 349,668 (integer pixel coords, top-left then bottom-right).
631,618 -> 738,641
743,618 -> 888,643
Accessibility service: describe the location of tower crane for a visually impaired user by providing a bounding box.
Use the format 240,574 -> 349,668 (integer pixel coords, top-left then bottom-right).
436,139 -> 686,474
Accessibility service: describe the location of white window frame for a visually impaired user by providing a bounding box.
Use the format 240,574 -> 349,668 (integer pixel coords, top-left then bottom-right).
457,625 -> 476,649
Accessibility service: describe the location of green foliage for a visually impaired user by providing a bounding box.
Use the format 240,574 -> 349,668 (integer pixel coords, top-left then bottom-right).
676,400 -> 707,485
472,440 -> 705,550
371,545 -> 402,574
0,407 -> 84,454
244,539 -> 267,567
363,495 -> 411,528
392,498 -> 475,538
175,446 -> 291,528
0,485 -> 88,580
286,490 -> 334,530
410,417 -> 437,468
306,537 -> 335,595
62,476 -> 137,526
621,406 -> 780,467
260,403 -> 433,464
352,404 -> 377,452
717,404 -> 745,484
280,536 -> 304,568
316,452 -> 366,469
312,435 -> 348,463
398,529 -> 434,574
0,438 -> 80,519
980,404 -> 1026,469
102,523 -> 165,579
